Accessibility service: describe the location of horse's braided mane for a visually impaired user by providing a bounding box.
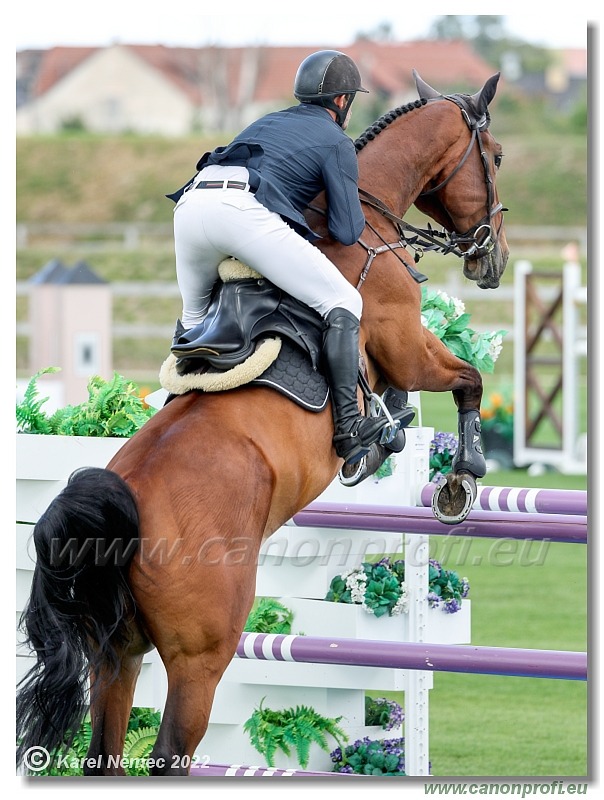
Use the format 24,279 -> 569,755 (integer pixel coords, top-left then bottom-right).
354,97 -> 428,152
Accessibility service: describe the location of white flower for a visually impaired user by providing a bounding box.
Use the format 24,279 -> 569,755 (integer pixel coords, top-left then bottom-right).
345,569 -> 367,604
391,583 -> 409,615
451,296 -> 465,318
488,333 -> 503,361
435,289 -> 450,303
420,313 -> 428,328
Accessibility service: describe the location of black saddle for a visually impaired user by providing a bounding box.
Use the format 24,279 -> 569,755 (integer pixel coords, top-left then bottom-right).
171,275 -> 324,374
167,268 -> 415,469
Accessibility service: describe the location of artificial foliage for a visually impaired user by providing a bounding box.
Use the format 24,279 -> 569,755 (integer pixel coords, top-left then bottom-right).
331,735 -> 406,776
16,367 -> 156,437
420,287 -> 506,373
243,700 -> 348,769
243,598 -> 293,635
326,559 -> 407,619
30,707 -> 161,776
325,556 -> 469,617
365,696 -> 404,731
429,430 -> 459,482
15,366 -> 59,434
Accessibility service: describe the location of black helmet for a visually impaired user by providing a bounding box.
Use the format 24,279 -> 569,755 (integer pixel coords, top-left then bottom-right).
294,50 -> 368,101
294,50 -> 368,126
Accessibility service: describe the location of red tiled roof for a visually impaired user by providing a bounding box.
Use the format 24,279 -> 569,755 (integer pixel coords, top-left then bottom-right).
351,39 -> 498,92
21,41 -> 585,110
127,44 -> 206,104
31,46 -> 97,97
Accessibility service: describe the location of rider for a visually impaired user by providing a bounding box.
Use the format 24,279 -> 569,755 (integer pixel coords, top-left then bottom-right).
168,50 -> 393,465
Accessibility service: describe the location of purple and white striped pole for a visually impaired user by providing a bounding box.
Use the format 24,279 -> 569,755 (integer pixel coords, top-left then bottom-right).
291,502 -> 587,544
236,632 -> 587,681
420,484 -> 587,517
190,762 -> 358,777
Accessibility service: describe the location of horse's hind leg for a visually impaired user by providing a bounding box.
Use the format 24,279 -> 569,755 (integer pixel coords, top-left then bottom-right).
140,559 -> 258,776
148,646 -> 233,776
83,652 -> 144,776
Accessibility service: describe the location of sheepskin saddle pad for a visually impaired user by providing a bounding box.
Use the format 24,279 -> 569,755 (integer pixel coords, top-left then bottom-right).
160,259 -> 329,412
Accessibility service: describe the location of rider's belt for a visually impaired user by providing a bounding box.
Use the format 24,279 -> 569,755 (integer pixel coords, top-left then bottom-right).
196,180 -> 254,192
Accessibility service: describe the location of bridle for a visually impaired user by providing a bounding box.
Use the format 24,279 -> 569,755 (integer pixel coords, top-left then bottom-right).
418,96 -> 506,259
354,95 -> 507,286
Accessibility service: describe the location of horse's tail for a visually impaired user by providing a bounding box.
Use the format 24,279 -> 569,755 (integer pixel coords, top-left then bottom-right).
16,467 -> 140,768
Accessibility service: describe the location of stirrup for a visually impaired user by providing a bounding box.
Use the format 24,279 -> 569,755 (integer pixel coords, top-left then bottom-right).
333,414 -> 399,465
367,393 -> 401,446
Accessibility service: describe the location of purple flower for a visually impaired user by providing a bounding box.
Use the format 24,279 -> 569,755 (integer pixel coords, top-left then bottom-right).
443,597 -> 461,614
430,431 -> 458,456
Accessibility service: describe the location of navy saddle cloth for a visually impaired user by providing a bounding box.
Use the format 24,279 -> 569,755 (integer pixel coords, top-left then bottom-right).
171,276 -> 330,412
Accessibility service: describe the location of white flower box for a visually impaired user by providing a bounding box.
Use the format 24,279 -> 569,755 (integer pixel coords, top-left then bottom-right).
14,433 -> 161,703
256,527 -> 406,599
283,597 -> 471,644
16,432 -> 126,481
16,433 -> 127,524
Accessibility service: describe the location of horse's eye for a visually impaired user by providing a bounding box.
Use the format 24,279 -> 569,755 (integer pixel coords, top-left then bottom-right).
494,154 -> 504,169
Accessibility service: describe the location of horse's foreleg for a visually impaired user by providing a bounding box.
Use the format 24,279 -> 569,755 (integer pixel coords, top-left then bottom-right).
418,331 -> 487,522
381,326 -> 486,474
84,653 -> 144,776
369,326 -> 487,522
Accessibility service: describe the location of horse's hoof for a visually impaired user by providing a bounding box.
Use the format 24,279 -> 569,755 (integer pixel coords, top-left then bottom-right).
338,442 -> 393,487
431,471 -> 477,525
339,456 -> 368,487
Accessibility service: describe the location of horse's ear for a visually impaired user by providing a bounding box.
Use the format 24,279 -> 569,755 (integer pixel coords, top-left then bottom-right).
471,73 -> 501,116
413,69 -> 442,100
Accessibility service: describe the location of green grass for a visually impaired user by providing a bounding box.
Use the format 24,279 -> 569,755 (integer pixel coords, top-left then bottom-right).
427,534 -> 587,776
368,399 -> 588,777
428,675 -> 587,776
368,534 -> 588,776
367,459 -> 588,777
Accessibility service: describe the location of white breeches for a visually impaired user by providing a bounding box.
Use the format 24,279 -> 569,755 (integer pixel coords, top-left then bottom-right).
173,166 -> 363,328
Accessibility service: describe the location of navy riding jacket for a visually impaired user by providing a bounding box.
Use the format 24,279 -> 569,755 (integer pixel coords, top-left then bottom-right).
168,104 -> 366,244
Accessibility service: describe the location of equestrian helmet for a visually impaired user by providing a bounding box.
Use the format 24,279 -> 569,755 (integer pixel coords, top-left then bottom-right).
294,50 -> 368,102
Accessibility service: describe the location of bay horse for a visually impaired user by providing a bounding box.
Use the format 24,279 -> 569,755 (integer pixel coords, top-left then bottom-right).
16,70 -> 508,775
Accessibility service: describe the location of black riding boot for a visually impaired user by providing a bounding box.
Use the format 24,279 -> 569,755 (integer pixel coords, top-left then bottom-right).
322,308 -> 392,465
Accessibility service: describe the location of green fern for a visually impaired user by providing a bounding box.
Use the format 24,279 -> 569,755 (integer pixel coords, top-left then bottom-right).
50,371 -> 156,437
16,366 -> 60,433
20,708 -> 160,775
123,726 -> 160,776
244,598 -> 294,634
16,367 -> 157,437
243,700 -> 348,769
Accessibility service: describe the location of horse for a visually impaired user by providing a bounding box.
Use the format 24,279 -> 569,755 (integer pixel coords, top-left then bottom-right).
16,70 -> 508,775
